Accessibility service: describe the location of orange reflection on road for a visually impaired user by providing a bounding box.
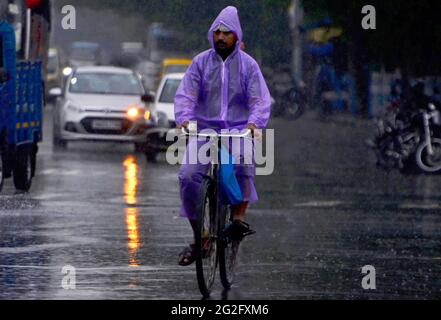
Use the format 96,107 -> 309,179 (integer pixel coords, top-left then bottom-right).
123,156 -> 138,205
126,207 -> 140,267
123,156 -> 140,267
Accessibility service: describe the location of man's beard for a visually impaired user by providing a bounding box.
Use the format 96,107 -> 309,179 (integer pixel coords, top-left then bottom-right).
215,44 -> 235,60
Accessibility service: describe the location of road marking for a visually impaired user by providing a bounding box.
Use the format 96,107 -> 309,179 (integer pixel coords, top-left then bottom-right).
38,169 -> 82,176
293,201 -> 345,208
31,193 -> 63,200
399,203 -> 441,209
0,243 -> 71,254
38,169 -> 114,177
0,265 -> 178,272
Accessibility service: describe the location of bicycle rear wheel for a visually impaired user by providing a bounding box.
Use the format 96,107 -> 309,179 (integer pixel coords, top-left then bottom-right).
195,177 -> 218,298
219,206 -> 241,289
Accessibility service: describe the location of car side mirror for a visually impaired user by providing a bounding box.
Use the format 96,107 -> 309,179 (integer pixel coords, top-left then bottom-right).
0,68 -> 10,83
141,93 -> 155,103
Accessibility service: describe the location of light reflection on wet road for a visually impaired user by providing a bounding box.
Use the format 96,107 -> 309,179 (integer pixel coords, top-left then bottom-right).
0,108 -> 440,299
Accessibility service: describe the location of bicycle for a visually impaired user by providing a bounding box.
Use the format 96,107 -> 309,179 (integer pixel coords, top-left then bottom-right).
180,127 -> 252,298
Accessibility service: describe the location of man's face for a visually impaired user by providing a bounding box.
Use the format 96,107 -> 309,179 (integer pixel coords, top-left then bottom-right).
213,30 -> 237,51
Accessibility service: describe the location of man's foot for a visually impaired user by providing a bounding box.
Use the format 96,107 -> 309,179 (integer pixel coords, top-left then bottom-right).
223,220 -> 256,242
178,244 -> 196,266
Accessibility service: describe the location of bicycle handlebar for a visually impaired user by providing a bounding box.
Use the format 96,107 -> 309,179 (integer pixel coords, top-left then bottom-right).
180,127 -> 252,138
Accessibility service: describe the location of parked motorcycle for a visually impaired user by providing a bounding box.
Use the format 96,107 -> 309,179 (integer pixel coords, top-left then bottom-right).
368,102 -> 441,174
415,103 -> 441,172
265,66 -> 306,120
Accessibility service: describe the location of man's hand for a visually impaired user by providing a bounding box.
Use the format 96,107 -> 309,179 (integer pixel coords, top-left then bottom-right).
176,121 -> 189,136
247,123 -> 262,141
246,123 -> 257,132
177,121 -> 189,130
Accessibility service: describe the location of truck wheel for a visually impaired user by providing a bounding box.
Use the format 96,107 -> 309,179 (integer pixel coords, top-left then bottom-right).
134,142 -> 146,153
0,152 -> 4,193
31,143 -> 38,177
13,147 -> 32,192
145,147 -> 158,163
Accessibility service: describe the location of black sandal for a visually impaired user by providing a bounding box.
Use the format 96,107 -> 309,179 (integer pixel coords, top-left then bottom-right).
178,244 -> 196,266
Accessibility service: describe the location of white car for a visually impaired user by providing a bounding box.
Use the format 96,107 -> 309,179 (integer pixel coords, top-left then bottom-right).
50,66 -> 155,149
138,73 -> 184,162
154,72 -> 184,128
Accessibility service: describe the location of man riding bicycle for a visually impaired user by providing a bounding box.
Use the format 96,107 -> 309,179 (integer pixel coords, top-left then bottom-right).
174,6 -> 271,266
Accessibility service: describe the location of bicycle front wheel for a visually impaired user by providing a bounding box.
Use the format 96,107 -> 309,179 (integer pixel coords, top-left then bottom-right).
195,177 -> 218,298
218,206 -> 241,289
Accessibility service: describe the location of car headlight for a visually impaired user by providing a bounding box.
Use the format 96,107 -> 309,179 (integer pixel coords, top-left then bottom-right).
63,67 -> 73,76
66,102 -> 84,113
127,107 -> 140,118
126,106 -> 148,120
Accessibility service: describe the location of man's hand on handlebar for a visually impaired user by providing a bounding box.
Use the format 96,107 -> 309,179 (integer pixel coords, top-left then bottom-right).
247,123 -> 261,141
177,121 -> 189,130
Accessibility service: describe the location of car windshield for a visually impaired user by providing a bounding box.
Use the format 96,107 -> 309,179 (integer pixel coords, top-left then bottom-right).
69,72 -> 144,95
159,79 -> 182,103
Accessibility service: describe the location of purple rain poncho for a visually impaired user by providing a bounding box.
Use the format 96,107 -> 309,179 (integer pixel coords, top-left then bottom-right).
175,6 -> 271,220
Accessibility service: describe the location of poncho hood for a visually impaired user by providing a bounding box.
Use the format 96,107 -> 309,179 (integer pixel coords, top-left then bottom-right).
207,6 -> 243,51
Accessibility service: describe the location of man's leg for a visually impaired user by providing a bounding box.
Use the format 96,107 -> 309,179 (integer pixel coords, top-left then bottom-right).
188,219 -> 198,243
178,159 -> 210,266
231,202 -> 248,221
179,162 -> 209,239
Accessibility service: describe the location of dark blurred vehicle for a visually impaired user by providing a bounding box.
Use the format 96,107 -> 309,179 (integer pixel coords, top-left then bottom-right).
265,65 -> 306,120
110,42 -> 145,70
145,23 -> 190,63
134,60 -> 158,92
121,42 -> 144,56
67,41 -> 102,69
46,48 -> 63,102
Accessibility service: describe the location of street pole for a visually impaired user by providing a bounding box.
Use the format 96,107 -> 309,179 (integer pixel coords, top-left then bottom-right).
289,0 -> 304,82
25,8 -> 31,60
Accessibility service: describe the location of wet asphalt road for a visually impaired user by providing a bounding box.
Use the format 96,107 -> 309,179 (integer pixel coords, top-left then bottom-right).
0,106 -> 440,300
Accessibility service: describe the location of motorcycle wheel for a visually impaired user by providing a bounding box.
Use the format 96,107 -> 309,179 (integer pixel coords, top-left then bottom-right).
415,138 -> 441,173
285,101 -> 304,120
